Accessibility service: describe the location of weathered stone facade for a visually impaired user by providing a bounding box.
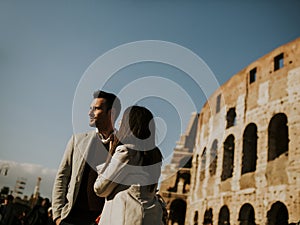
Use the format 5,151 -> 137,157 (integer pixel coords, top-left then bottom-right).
160,112 -> 198,225
159,37 -> 300,225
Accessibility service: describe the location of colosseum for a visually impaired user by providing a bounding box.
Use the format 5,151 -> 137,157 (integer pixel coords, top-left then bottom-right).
159,37 -> 300,225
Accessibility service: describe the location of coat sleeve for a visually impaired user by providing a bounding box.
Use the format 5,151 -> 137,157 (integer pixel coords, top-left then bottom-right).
94,146 -> 136,197
51,135 -> 74,222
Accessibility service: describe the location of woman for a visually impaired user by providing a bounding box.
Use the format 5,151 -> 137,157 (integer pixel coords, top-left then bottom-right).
94,106 -> 164,225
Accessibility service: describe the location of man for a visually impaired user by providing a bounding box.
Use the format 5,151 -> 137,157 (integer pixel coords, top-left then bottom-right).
52,90 -> 121,225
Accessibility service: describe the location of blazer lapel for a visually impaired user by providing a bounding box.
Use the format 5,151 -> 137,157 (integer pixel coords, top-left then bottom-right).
75,131 -> 109,174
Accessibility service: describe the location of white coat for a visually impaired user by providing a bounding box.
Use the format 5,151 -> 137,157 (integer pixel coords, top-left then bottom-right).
94,144 -> 164,225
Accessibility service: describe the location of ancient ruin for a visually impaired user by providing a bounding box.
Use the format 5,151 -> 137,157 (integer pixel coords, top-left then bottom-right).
159,37 -> 300,225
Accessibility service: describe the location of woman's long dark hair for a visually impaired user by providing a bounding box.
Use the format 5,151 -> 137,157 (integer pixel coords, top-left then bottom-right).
102,105 -> 162,172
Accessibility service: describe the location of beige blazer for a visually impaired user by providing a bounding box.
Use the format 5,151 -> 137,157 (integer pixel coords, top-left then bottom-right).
94,145 -> 163,225
52,131 -> 108,222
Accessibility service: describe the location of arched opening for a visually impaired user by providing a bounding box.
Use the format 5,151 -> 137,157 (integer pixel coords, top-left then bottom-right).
266,201 -> 289,225
203,208 -> 213,225
200,148 -> 207,181
209,140 -> 218,176
194,210 -> 199,225
218,205 -> 230,225
221,135 -> 235,181
238,203 -> 256,225
242,123 -> 257,174
169,198 -> 187,225
226,107 -> 236,128
167,170 -> 190,193
268,113 -> 288,161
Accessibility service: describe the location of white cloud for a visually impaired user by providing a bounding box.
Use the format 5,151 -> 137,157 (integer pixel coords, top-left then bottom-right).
0,160 -> 57,200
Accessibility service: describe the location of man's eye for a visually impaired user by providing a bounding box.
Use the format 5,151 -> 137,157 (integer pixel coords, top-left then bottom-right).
90,106 -> 102,110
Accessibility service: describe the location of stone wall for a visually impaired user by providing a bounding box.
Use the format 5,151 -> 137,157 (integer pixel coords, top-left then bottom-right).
160,37 -> 300,225
187,37 -> 300,225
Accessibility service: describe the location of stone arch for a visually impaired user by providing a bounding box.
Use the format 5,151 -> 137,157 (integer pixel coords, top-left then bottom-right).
221,135 -> 235,181
200,147 -> 207,181
209,139 -> 218,176
238,203 -> 256,225
242,123 -> 258,174
218,205 -> 230,225
266,201 -> 289,225
169,198 -> 187,225
194,210 -> 199,225
268,113 -> 289,161
203,208 -> 213,225
167,170 -> 190,193
168,156 -> 192,193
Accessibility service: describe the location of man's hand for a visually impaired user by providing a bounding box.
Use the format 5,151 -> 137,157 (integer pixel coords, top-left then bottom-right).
55,217 -> 61,225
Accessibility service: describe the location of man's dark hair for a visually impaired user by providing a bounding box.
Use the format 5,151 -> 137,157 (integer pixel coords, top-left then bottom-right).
93,90 -> 121,119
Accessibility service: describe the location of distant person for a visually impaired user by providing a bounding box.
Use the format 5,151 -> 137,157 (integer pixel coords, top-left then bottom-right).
25,197 -> 51,225
52,90 -> 121,225
94,106 -> 164,225
0,194 -> 15,225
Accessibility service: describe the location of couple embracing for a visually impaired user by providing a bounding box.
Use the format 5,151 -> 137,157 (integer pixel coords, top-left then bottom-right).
52,90 -> 166,225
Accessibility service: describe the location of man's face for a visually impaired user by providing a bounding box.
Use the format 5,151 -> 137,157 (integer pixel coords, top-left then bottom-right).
88,98 -> 112,130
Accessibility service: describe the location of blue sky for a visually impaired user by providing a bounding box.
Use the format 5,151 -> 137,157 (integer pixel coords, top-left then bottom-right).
1,0 -> 300,198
